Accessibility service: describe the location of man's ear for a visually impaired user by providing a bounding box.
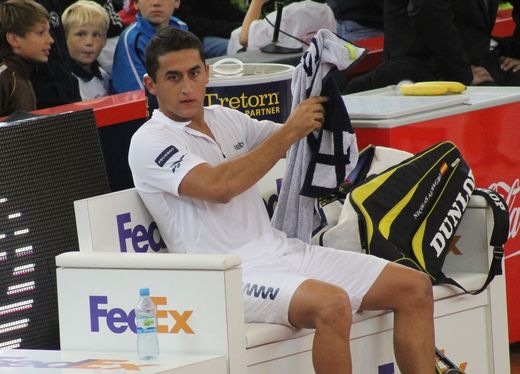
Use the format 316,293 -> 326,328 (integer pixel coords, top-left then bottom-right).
173,0 -> 180,10
205,63 -> 210,84
143,74 -> 156,95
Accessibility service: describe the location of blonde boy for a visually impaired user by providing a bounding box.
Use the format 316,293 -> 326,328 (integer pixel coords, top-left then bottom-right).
0,0 -> 53,116
62,0 -> 110,100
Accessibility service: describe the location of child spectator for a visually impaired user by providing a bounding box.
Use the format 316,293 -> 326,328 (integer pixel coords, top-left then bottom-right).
228,0 -> 336,54
30,0 -> 81,109
0,0 -> 53,117
62,0 -> 110,100
111,0 -> 187,93
118,0 -> 240,58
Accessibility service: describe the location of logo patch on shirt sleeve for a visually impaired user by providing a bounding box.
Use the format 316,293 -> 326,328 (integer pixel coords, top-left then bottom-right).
171,155 -> 185,173
155,145 -> 179,167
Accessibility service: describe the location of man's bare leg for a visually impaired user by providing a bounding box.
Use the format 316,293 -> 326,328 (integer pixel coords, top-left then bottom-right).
360,262 -> 435,374
288,279 -> 353,374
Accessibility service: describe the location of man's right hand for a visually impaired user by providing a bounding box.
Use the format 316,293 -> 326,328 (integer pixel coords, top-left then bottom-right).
283,96 -> 329,143
471,65 -> 494,85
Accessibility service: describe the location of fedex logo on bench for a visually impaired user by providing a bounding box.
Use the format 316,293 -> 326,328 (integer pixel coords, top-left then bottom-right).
117,213 -> 166,252
90,295 -> 194,334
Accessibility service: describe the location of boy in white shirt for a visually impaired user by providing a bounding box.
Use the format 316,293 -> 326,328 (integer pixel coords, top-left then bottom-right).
62,0 -> 110,100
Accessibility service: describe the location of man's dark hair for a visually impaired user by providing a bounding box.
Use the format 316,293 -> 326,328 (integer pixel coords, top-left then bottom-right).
145,27 -> 205,81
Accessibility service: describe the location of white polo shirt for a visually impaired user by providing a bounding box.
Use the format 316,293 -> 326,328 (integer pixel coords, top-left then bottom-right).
129,106 -> 292,265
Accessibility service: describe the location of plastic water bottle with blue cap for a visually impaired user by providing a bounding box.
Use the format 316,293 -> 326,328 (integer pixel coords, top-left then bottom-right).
135,288 -> 159,359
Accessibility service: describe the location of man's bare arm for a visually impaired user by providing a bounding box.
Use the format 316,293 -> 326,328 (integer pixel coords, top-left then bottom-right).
178,96 -> 328,203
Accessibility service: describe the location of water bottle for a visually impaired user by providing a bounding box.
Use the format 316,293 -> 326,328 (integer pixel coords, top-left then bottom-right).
135,288 -> 159,360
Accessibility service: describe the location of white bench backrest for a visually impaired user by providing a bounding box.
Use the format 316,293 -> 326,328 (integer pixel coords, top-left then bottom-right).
74,187 -> 164,253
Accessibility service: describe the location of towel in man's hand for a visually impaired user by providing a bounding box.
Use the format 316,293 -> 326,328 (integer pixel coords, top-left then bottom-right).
272,29 -> 365,242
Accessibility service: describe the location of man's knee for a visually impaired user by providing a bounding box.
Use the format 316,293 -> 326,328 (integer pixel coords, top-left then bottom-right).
314,287 -> 353,334
402,271 -> 433,311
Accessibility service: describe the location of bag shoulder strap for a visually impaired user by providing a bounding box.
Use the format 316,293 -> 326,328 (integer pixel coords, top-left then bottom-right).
436,188 -> 509,295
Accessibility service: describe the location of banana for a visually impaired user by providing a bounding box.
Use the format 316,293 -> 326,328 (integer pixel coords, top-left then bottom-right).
399,81 -> 466,96
399,83 -> 449,96
413,81 -> 467,93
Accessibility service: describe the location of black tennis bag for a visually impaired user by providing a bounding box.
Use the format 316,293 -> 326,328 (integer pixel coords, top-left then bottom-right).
347,141 -> 509,294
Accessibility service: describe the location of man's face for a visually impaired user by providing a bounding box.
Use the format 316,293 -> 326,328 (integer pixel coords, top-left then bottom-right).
66,23 -> 107,72
136,0 -> 180,27
10,21 -> 54,63
145,48 -> 209,122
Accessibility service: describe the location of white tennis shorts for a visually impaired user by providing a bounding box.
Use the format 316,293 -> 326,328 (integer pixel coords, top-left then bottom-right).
242,244 -> 388,326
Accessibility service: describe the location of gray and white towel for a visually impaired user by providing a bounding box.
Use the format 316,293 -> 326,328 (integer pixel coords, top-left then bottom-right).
272,29 -> 365,242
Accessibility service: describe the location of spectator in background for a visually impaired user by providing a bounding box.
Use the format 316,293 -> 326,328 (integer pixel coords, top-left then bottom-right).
118,0 -> 244,58
62,0 -> 110,100
95,0 -> 124,74
118,0 -> 137,26
513,0 -> 520,40
228,0 -> 336,54
111,0 -> 187,93
345,0 -> 520,94
26,0 -> 120,108
30,0 -> 81,109
496,0 -> 520,72
0,0 -> 53,116
326,0 -> 383,42
174,0 -> 245,58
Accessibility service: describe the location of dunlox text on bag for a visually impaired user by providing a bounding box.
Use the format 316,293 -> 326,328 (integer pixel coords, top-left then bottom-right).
322,141 -> 509,295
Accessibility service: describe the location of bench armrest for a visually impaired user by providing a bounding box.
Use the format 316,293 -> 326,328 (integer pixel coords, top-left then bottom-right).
55,252 -> 242,270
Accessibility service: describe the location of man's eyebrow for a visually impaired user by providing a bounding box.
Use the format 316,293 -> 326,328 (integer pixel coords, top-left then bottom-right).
164,69 -> 182,76
164,64 -> 202,76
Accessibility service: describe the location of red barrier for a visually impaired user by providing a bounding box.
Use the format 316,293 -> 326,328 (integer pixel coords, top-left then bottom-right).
347,36 -> 384,77
34,90 -> 147,127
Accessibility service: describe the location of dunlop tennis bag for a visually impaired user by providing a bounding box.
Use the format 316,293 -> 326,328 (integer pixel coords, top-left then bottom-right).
346,141 -> 509,294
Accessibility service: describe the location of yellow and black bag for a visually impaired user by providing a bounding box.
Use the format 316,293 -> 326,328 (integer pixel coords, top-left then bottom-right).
348,141 -> 509,294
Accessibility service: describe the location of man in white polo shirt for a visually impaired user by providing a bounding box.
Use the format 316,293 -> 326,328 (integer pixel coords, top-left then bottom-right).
128,27 -> 436,374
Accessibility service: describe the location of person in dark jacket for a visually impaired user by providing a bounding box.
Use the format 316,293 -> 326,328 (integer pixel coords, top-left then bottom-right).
174,0 -> 245,58
0,0 -> 54,116
345,0 -> 520,93
495,0 -> 520,72
326,0 -> 383,41
30,0 -> 82,108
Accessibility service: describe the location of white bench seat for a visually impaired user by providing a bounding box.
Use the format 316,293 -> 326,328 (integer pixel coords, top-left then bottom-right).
244,272 -> 487,349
